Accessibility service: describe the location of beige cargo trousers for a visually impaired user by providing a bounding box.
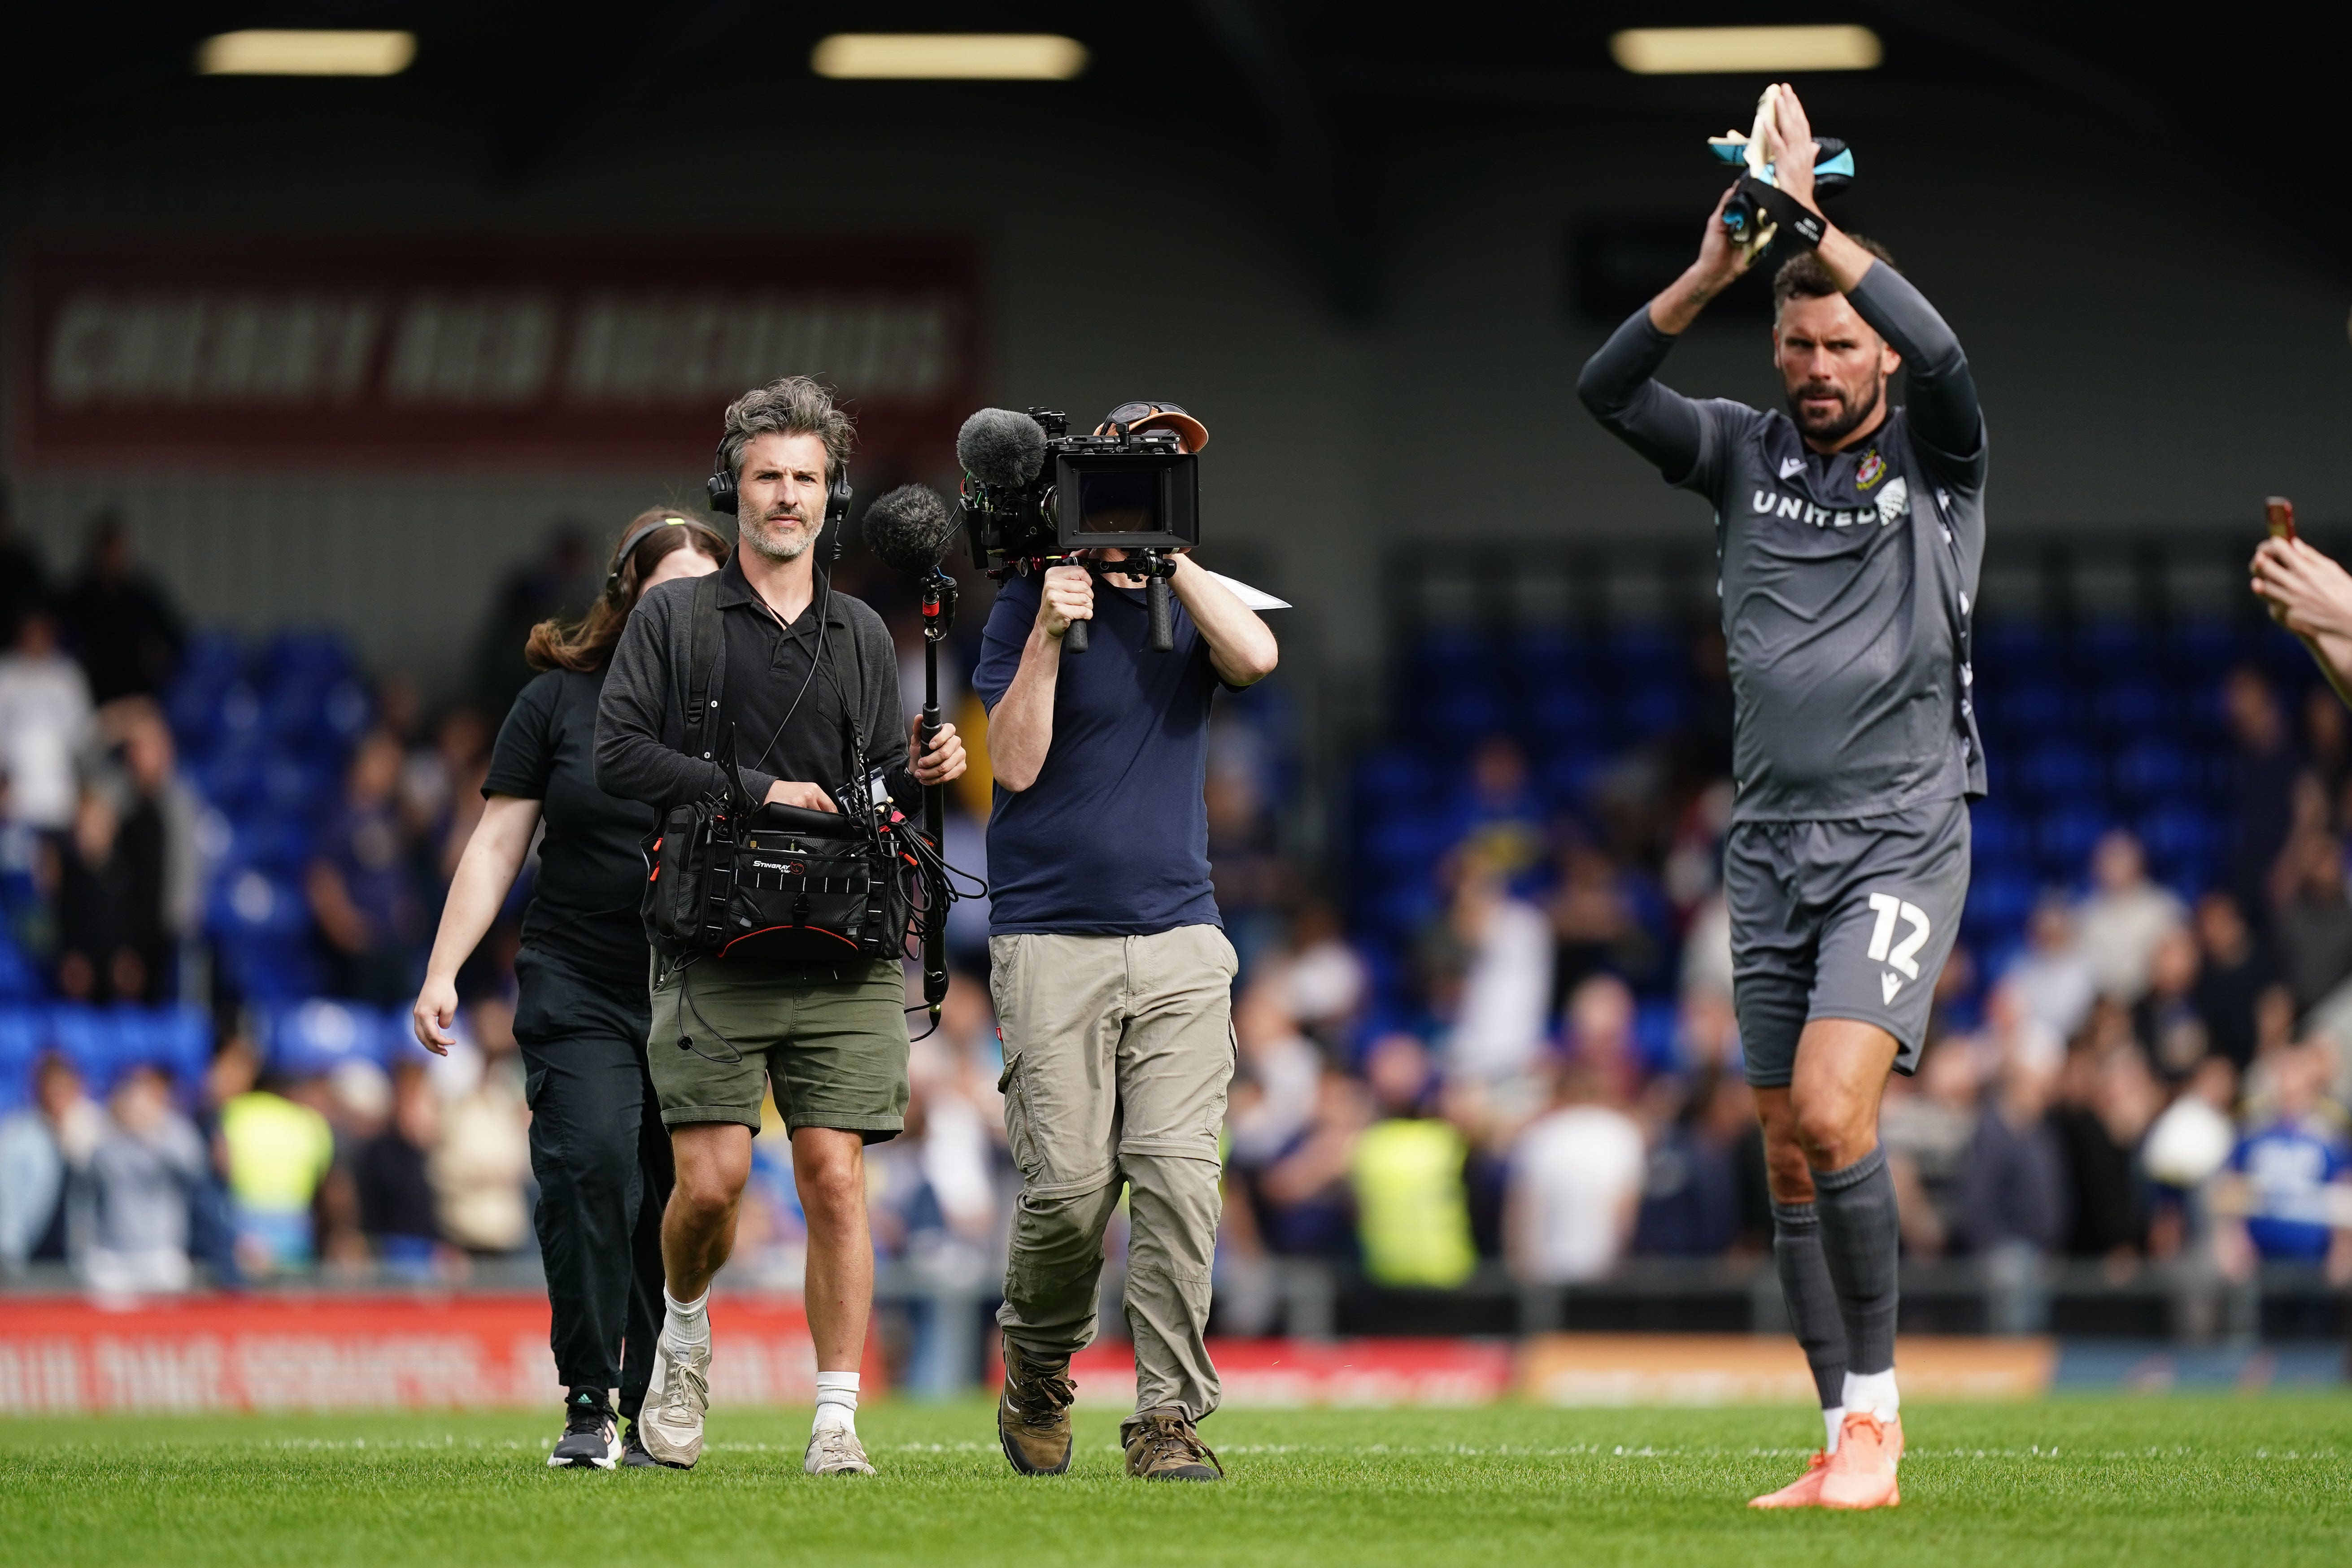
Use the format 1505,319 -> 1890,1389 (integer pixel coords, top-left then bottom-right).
990,923 -> 1237,1429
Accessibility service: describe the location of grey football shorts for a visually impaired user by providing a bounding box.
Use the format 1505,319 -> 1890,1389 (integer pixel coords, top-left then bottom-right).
1723,797 -> 1971,1089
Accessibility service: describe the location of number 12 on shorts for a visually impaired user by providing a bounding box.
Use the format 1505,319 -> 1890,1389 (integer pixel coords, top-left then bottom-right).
1865,892 -> 1932,991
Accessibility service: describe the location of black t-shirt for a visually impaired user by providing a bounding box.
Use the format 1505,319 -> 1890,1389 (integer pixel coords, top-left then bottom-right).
483,666 -> 655,973
714,557 -> 865,800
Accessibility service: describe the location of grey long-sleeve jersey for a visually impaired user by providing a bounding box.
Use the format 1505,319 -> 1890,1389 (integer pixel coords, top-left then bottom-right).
1577,263 -> 1989,823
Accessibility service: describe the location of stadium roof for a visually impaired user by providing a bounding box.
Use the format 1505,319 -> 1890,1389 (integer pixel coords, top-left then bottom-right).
8,3 -> 2347,318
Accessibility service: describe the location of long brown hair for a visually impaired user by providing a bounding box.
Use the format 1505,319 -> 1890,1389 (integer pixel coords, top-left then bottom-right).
525,507 -> 731,673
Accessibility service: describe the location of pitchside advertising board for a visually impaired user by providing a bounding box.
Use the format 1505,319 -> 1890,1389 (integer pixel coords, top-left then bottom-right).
9,237 -> 981,469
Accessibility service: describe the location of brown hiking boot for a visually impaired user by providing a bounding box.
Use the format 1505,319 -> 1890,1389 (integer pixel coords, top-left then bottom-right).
1122,1407 -> 1222,1482
997,1340 -> 1075,1476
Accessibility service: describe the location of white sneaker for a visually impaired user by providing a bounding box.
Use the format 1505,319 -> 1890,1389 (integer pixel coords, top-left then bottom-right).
638,1337 -> 710,1468
804,1426 -> 875,1476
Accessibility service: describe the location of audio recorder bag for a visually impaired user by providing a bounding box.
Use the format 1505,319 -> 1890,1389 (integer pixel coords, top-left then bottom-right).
640,572 -> 906,972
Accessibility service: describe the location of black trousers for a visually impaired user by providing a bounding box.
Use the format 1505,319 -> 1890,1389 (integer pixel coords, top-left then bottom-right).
513,946 -> 674,1419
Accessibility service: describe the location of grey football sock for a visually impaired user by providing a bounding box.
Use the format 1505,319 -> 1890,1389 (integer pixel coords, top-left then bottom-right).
1770,1200 -> 1848,1409
1811,1146 -> 1900,1376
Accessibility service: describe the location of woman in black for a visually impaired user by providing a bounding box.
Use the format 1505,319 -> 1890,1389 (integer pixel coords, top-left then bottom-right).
413,508 -> 729,1469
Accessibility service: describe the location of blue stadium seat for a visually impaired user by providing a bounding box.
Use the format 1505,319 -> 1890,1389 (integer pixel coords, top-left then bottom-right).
2034,807 -> 2108,880
1355,749 -> 1433,809
264,676 -> 372,756
261,630 -> 357,682
1419,692 -> 1511,748
2163,622 -> 2240,678
2071,623 -> 2151,676
215,936 -> 322,1003
40,1005 -> 122,1091
1515,628 -> 1594,685
1964,871 -> 2038,941
1975,622 -> 2052,677
0,931 -> 42,1002
1536,750 -> 1607,806
2138,807 -> 2219,894
1989,683 -> 2073,738
1633,999 -> 1679,1075
1612,682 -> 1690,741
1528,684 -> 1605,744
1968,805 -> 2030,863
265,998 -> 385,1079
1363,814 -> 1455,868
209,867 -> 310,940
0,1007 -> 40,1115
2112,741 -> 2195,806
2014,745 -> 2102,801
2093,682 -> 2170,736
219,815 -> 315,875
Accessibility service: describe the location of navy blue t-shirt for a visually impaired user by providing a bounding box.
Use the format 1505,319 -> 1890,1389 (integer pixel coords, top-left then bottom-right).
973,573 -> 1225,936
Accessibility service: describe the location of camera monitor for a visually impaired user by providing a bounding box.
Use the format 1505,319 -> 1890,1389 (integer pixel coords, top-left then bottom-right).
1054,451 -> 1199,552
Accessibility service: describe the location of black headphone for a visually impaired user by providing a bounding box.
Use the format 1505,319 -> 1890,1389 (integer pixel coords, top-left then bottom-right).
706,433 -> 853,541
605,515 -> 697,605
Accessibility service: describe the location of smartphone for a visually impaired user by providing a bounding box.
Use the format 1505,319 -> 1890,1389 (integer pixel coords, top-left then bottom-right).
2267,496 -> 2297,541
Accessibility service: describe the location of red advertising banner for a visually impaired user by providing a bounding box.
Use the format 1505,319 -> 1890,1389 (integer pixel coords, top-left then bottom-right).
1066,1337 -> 1518,1408
11,237 -> 980,470
0,1292 -> 881,1413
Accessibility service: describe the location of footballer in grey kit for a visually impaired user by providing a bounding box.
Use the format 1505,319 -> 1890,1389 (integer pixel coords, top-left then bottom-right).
1578,84 -> 1982,1511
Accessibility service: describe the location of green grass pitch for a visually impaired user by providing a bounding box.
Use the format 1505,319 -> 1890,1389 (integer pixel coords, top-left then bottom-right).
3,1395 -> 2348,1567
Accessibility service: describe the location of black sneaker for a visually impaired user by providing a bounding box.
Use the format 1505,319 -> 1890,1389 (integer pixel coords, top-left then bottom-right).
620,1419 -> 686,1470
549,1387 -> 621,1470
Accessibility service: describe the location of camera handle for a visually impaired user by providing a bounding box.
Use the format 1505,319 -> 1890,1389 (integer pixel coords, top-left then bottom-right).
1059,551 -> 1177,654
917,566 -> 958,1023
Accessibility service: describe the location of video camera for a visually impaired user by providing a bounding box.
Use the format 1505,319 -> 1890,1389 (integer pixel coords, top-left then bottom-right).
957,406 -> 1201,653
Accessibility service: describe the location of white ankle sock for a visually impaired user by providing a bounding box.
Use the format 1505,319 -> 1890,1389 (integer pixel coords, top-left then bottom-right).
663,1287 -> 710,1351
1841,1368 -> 1899,1422
1822,1405 -> 1846,1453
814,1372 -> 859,1436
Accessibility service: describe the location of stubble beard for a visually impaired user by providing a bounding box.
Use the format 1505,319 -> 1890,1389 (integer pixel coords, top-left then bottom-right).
743,512 -> 813,563
1787,372 -> 1884,448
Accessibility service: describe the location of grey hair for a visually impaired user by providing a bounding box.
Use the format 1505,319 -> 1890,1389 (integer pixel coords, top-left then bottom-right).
718,375 -> 856,483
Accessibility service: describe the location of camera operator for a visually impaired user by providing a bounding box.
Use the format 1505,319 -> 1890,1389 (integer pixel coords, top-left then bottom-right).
594,376 -> 966,1478
977,401 -> 1279,1483
414,508 -> 728,1469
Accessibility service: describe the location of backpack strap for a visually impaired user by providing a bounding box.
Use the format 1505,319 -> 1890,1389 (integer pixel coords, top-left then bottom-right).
825,601 -> 869,786
679,571 -> 723,770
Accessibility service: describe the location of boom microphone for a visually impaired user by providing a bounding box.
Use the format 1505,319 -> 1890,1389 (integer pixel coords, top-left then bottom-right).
863,483 -> 959,573
956,408 -> 1047,488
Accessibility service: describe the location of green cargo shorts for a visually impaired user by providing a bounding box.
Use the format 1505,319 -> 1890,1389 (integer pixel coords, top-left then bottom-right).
645,955 -> 910,1141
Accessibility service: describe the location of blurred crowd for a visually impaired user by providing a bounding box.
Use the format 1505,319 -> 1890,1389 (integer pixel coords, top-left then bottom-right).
2,496 -> 2347,1323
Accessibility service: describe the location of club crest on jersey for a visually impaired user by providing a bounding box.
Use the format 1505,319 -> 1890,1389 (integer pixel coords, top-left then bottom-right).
1855,450 -> 1887,489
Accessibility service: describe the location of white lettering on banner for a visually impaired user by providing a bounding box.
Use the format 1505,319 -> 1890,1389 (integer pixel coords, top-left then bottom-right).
94,1337 -> 227,1410
565,293 -> 956,402
385,293 -> 559,406
35,284 -> 963,424
46,292 -> 381,406
0,1341 -> 86,1411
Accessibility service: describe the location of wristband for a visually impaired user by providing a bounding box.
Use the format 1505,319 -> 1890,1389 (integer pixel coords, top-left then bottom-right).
1734,174 -> 1826,250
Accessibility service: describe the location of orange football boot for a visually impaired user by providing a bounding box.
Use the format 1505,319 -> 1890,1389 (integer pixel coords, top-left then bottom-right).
1817,1411 -> 1903,1509
1747,1449 -> 1830,1508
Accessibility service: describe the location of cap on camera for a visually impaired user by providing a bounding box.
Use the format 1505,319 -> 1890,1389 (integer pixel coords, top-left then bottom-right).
1095,400 -> 1208,453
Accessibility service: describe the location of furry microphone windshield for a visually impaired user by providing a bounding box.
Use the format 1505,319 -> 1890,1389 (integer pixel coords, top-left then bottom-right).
955,408 -> 1048,488
862,483 -> 959,573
